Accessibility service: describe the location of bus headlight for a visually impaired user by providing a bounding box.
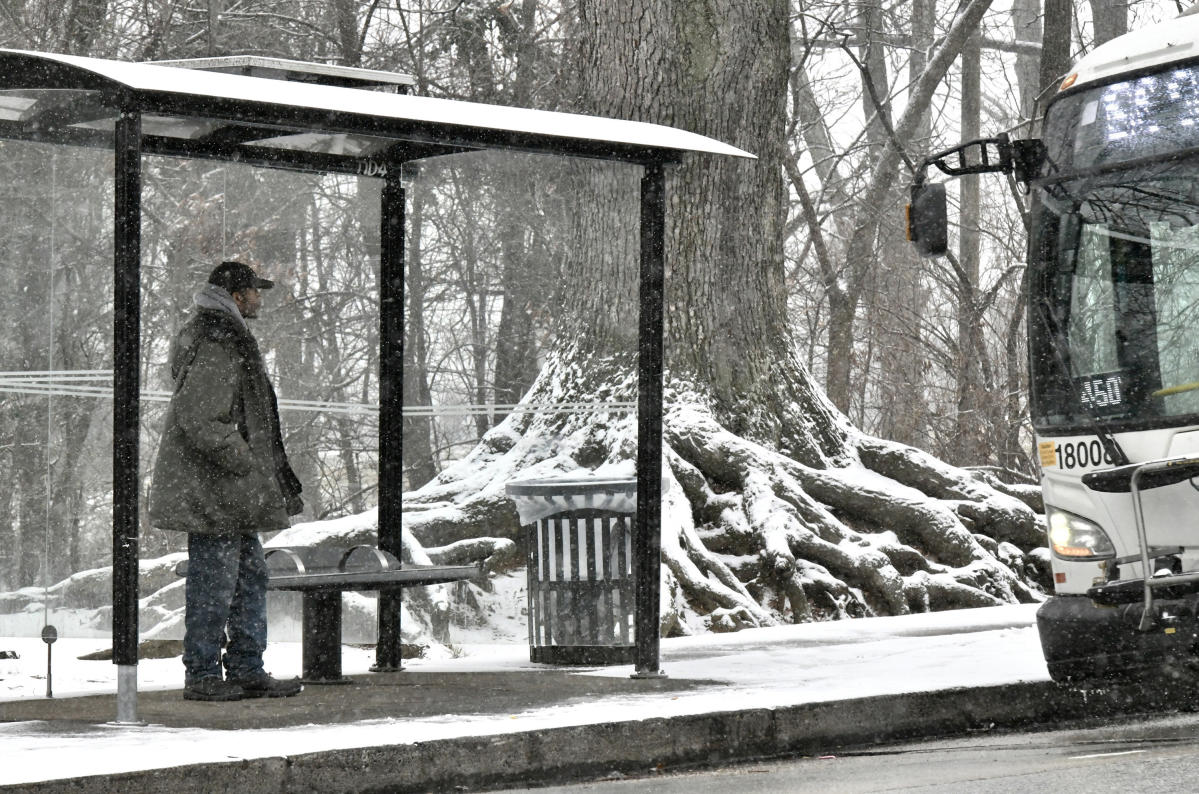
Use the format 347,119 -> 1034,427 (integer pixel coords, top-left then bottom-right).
1046,507 -> 1115,560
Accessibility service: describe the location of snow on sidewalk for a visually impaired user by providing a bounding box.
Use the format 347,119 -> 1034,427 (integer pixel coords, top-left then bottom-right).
0,604 -> 1048,787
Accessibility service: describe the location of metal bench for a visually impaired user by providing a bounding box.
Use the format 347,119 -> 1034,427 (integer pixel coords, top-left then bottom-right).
176,545 -> 483,683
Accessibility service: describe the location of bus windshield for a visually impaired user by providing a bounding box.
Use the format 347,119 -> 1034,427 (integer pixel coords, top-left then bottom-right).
1030,157 -> 1199,431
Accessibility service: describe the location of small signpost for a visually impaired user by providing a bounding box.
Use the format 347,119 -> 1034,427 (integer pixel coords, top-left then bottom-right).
41,624 -> 57,698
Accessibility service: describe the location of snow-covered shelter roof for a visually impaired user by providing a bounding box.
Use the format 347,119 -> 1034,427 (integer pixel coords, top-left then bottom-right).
1067,13 -> 1199,90
148,55 -> 417,91
0,49 -> 753,170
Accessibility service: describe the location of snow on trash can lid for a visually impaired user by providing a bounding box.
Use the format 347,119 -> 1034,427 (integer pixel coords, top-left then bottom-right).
506,477 -> 637,525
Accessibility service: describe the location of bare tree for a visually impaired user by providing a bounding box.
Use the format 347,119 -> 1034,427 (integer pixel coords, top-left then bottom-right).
403,186 -> 440,490
1089,0 -> 1127,46
1041,0 -> 1074,92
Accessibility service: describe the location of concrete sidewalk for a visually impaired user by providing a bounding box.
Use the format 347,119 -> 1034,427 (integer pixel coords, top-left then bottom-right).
0,673 -> 1167,794
0,609 -> 1180,793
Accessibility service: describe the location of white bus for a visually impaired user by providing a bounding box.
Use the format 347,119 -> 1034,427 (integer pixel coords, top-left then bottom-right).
909,9 -> 1199,684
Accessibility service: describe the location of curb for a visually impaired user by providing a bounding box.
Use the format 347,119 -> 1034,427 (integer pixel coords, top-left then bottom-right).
6,681 -> 1173,793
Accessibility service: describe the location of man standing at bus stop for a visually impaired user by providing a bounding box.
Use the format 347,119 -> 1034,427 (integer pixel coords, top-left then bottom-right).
149,260 -> 305,702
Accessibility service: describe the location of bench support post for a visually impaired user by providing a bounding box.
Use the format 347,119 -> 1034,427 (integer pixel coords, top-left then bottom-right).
373,591 -> 404,672
302,592 -> 347,683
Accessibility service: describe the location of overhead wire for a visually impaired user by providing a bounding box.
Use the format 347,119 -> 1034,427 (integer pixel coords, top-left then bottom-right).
0,372 -> 640,417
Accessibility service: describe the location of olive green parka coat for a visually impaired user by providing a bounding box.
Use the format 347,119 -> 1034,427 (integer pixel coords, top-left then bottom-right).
148,300 -> 302,535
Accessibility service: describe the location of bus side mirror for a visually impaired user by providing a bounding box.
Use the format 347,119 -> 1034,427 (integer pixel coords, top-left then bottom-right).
907,182 -> 947,257
1010,139 -> 1046,185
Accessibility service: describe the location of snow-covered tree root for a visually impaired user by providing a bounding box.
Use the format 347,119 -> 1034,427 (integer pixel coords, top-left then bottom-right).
664,405 -> 1047,633
403,361 -> 1050,636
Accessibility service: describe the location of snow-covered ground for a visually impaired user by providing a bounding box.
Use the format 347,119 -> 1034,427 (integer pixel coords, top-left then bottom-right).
0,603 -> 1050,787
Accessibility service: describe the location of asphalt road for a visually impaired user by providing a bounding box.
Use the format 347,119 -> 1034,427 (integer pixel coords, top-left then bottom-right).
506,711 -> 1199,793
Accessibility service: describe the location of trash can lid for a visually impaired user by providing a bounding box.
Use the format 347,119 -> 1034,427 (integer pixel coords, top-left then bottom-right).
506,477 -> 637,524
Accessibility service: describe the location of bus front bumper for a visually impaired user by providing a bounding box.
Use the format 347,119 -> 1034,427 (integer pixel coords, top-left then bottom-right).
1037,594 -> 1199,684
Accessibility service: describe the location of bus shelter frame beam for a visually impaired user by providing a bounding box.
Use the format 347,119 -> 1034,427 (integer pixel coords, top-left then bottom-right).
634,163 -> 666,677
112,108 -> 142,723
375,167 -> 406,672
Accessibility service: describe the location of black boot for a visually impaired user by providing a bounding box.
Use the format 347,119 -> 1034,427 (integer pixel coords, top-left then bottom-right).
228,672 -> 303,698
183,676 -> 245,702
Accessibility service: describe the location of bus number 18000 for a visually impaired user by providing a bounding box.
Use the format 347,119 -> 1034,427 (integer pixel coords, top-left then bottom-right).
1048,439 -> 1114,470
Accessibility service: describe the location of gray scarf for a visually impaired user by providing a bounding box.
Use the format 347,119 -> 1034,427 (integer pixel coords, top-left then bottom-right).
193,283 -> 248,331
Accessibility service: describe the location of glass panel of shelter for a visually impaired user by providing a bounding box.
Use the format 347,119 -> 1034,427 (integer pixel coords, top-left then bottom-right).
401,149 -> 643,475
0,136 -> 389,654
394,150 -> 643,655
0,136 -> 116,649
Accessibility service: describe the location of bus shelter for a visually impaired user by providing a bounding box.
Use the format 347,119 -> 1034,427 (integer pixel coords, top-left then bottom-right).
0,49 -> 751,722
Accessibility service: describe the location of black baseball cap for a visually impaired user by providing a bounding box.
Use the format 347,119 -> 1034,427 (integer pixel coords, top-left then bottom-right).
207,260 -> 274,292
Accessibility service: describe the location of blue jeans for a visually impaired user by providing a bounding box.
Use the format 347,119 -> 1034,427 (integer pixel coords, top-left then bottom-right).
183,533 -> 268,683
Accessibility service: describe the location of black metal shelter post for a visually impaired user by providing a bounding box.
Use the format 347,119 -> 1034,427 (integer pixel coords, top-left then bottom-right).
633,162 -> 666,678
112,109 -> 143,722
374,166 -> 406,672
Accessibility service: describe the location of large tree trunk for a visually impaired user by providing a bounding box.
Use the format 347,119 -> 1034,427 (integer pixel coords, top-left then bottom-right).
404,0 -> 1047,633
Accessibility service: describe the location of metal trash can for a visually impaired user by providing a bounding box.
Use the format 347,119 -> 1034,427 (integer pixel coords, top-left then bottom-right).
506,478 -> 636,665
